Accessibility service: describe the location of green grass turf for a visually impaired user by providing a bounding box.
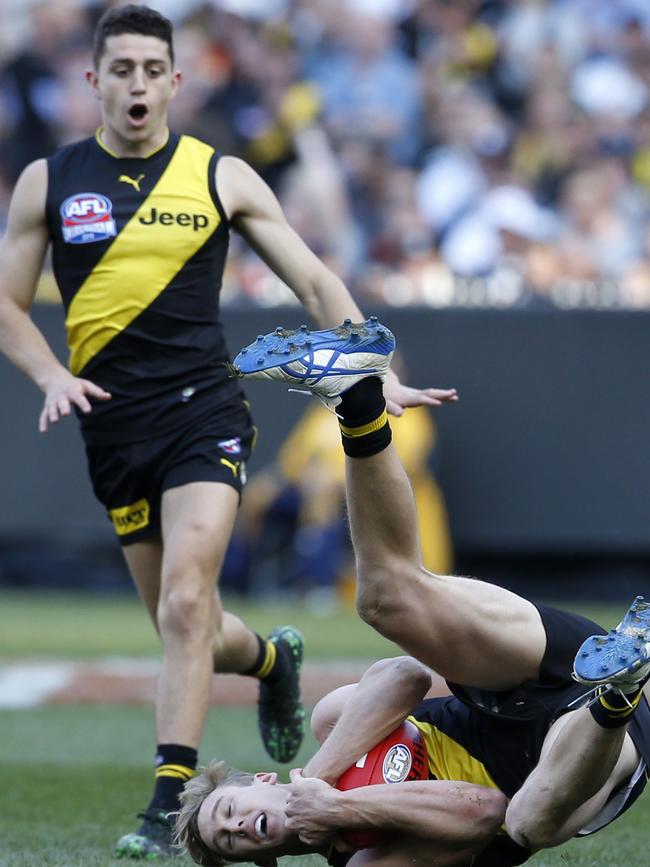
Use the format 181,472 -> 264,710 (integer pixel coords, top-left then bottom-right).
0,589 -> 626,660
0,704 -> 648,866
0,590 -> 400,660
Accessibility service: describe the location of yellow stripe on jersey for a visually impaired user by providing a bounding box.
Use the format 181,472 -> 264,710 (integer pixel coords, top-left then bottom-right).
66,136 -> 221,375
407,715 -> 501,792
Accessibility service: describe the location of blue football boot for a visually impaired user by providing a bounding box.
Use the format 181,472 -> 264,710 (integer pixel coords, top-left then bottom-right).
230,317 -> 395,410
573,596 -> 650,692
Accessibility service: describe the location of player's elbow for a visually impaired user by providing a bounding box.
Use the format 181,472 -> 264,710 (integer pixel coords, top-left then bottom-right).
505,806 -> 558,853
485,788 -> 508,827
466,787 -> 508,844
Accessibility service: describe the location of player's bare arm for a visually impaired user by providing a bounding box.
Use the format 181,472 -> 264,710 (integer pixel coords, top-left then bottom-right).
216,156 -> 457,415
0,160 -> 111,431
304,657 -> 432,784
286,770 -> 506,860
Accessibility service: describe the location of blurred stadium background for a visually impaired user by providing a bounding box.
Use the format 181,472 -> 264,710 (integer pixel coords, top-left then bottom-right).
2,1 -> 650,863
0,0 -> 649,600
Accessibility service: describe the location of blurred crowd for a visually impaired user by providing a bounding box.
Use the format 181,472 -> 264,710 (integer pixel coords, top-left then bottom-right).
3,0 -> 650,309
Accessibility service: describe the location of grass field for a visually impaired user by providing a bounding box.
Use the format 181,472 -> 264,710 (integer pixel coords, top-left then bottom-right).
0,590 -> 401,660
1,591 -> 648,866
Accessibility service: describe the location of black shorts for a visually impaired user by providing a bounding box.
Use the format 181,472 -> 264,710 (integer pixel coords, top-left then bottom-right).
85,397 -> 255,545
446,603 -> 650,824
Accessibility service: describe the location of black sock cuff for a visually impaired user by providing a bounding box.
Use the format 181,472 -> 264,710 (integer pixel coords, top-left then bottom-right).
341,422 -> 392,458
337,377 -> 391,458
155,743 -> 198,771
337,377 -> 386,427
243,633 -> 268,676
150,746 -> 197,811
589,688 -> 642,729
245,633 -> 289,682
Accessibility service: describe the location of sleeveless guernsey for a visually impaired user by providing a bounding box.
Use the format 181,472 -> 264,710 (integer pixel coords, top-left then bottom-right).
45,131 -> 240,443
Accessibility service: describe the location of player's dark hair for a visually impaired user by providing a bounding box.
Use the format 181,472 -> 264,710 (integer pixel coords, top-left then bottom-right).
93,4 -> 174,68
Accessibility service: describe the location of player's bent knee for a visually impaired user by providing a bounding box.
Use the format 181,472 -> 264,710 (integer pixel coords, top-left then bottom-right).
355,564 -> 424,631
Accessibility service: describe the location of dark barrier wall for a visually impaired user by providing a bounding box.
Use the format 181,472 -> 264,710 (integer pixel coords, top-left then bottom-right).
1,305 -> 649,556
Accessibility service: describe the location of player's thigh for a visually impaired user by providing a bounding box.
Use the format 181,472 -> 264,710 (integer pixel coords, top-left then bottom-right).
161,481 -> 240,586
373,567 -> 546,691
158,401 -> 254,589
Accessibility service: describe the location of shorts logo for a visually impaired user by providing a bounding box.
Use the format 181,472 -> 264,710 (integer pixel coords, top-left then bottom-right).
220,458 -> 247,485
60,193 -> 117,244
218,437 -> 242,455
108,498 -> 150,536
382,744 -> 412,783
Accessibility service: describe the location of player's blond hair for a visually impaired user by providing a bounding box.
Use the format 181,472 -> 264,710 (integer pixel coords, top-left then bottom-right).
174,760 -> 255,865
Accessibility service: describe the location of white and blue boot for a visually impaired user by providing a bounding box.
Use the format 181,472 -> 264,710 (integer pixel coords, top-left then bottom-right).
230,317 -> 395,410
573,596 -> 650,694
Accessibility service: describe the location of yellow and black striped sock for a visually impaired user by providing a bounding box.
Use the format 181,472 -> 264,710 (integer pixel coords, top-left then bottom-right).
149,743 -> 197,812
246,633 -> 289,684
589,686 -> 644,729
337,377 -> 391,458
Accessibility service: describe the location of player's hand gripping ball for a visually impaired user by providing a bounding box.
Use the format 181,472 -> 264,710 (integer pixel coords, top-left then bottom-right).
335,719 -> 428,848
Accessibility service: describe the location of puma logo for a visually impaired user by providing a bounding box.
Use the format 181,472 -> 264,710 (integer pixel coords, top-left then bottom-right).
118,173 -> 145,192
220,458 -> 240,478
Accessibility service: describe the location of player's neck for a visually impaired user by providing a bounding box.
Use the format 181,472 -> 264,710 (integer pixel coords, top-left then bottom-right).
96,125 -> 170,159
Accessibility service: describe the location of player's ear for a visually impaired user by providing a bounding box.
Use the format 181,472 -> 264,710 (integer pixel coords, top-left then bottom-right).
86,70 -> 100,98
253,771 -> 278,785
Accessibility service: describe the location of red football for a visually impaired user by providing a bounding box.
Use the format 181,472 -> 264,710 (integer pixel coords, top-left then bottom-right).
335,719 -> 429,849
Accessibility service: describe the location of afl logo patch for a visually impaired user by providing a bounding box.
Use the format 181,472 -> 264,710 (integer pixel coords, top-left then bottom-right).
60,193 -> 117,244
382,744 -> 412,783
218,437 -> 242,456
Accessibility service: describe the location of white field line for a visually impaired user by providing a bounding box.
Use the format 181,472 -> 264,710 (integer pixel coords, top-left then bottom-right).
0,659 -> 162,708
0,662 -> 75,708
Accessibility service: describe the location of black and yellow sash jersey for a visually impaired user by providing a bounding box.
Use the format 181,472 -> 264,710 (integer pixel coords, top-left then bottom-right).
408,696 -> 532,866
409,698 -> 503,791
327,696 -> 532,867
45,130 -> 243,443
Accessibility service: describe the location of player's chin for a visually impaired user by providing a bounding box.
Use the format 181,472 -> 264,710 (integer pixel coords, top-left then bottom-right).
122,124 -> 151,141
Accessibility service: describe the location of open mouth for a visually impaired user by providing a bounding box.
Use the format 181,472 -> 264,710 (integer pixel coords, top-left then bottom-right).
254,813 -> 268,840
128,103 -> 148,123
